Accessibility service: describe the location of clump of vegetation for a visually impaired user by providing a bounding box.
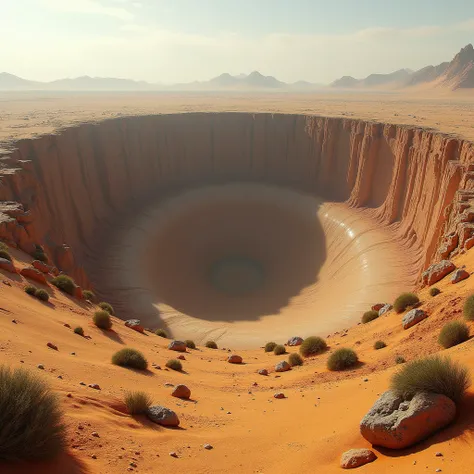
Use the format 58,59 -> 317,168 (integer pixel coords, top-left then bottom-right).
185,340 -> 196,350
32,245 -> 48,263
393,292 -> 419,313
124,391 -> 152,415
82,290 -> 95,301
288,353 -> 304,367
74,326 -> 84,336
429,287 -> 441,297
391,355 -> 470,404
205,341 -> 218,349
25,285 -> 37,296
395,356 -> 406,364
0,243 -> 12,262
112,348 -> 148,370
51,275 -> 75,296
264,342 -> 277,353
327,348 -> 359,371
93,310 -> 112,330
362,310 -> 379,324
299,336 -> 327,357
273,344 -> 286,355
34,289 -> 49,302
98,302 -> 114,315
166,359 -> 182,371
155,329 -> 167,338
438,321 -> 470,349
0,365 -> 65,461
374,340 -> 387,350
463,294 -> 474,321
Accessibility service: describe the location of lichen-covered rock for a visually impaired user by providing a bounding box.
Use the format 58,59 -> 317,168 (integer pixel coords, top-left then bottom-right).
422,260 -> 455,286
287,336 -> 303,346
360,391 -> 456,449
378,304 -> 392,316
451,268 -> 470,284
228,354 -> 243,364
20,266 -> 48,284
125,319 -> 144,333
340,449 -> 377,469
171,384 -> 191,399
168,340 -> 187,352
275,361 -> 291,372
146,406 -> 180,427
402,308 -> 428,329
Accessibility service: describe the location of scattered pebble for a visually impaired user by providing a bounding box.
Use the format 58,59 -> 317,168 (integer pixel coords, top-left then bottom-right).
129,462 -> 137,467
57,375 -> 63,379
11,319 -> 17,324
80,381 -> 86,386
91,432 -> 99,437
71,352 -> 76,356
37,364 -> 45,370
89,384 -> 101,390
204,444 -> 213,450
435,452 -> 443,457
91,454 -> 97,460
169,452 -> 178,458
274,392 -> 286,399
47,342 -> 58,351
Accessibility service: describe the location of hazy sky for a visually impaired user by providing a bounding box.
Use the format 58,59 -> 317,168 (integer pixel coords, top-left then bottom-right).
1,0 -> 473,84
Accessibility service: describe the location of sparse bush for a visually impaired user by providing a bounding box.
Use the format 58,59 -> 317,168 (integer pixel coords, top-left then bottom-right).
124,391 -> 152,415
288,353 -> 304,366
0,242 -> 8,252
438,321 -> 469,349
205,341 -> 218,349
0,249 -> 12,262
264,342 -> 277,353
155,328 -> 167,338
25,285 -> 37,296
93,310 -> 112,330
391,355 -> 470,404
429,287 -> 441,297
393,292 -> 419,313
74,326 -> 84,336
112,348 -> 148,370
395,356 -> 406,364
82,290 -> 95,301
51,275 -> 75,296
273,344 -> 286,355
374,340 -> 386,350
166,359 -> 182,371
362,310 -> 379,324
327,348 -> 359,371
0,365 -> 65,461
98,302 -> 114,315
463,294 -> 474,321
35,289 -> 49,302
299,336 -> 327,357
185,340 -> 196,350
33,245 -> 48,263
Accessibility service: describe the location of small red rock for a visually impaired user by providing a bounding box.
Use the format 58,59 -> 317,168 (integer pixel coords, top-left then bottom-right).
47,342 -> 58,351
177,355 -> 186,360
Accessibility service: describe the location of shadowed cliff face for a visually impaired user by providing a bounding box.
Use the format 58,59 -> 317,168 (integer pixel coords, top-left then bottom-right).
1,113 -> 473,346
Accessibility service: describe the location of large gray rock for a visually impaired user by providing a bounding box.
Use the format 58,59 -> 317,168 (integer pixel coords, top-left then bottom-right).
422,260 -> 455,286
275,361 -> 291,372
168,340 -> 187,352
402,308 -> 428,329
378,304 -> 392,316
340,449 -> 377,469
360,391 -> 456,449
287,336 -> 303,346
146,406 -> 180,427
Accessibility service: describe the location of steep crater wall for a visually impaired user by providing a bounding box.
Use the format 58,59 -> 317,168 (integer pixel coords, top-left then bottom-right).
1,113 -> 473,346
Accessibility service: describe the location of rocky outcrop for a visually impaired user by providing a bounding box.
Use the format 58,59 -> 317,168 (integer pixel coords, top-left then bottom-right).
422,260 -> 456,286
402,309 -> 428,329
20,267 -> 48,285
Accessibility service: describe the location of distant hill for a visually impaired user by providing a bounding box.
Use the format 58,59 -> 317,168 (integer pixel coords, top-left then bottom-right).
0,72 -> 43,90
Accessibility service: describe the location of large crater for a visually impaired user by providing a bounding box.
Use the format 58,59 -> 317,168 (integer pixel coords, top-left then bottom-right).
1,113 -> 473,347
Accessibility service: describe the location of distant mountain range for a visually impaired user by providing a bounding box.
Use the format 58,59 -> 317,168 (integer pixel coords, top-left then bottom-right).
331,44 -> 474,91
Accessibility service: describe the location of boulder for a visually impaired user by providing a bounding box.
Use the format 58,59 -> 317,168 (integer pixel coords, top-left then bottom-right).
371,304 -> 384,312
402,308 -> 428,329
422,260 -> 455,286
228,354 -> 243,364
32,260 -> 51,274
171,384 -> 191,399
451,269 -> 470,284
146,406 -> 180,427
340,449 -> 377,469
168,340 -> 187,352
125,319 -> 144,333
258,369 -> 268,376
275,361 -> 291,372
20,267 -> 48,285
378,304 -> 392,316
360,391 -> 455,449
287,336 -> 303,346
0,257 -> 16,273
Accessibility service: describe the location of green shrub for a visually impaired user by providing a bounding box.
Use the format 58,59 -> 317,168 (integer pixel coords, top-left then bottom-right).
273,344 -> 286,355
374,340 -> 386,350
33,245 -> 48,263
391,355 -> 470,404
25,285 -> 37,296
288,353 -> 304,366
362,310 -> 379,324
264,342 -> 277,353
0,249 -> 12,262
438,321 -> 469,349
205,341 -> 218,349
299,336 -> 327,357
185,340 -> 196,350
429,287 -> 441,297
93,310 -> 112,330
0,242 -> 8,252
112,348 -> 148,370
155,329 -> 167,338
393,292 -> 419,313
82,290 -> 95,301
124,391 -> 152,415
74,326 -> 84,336
327,348 -> 359,371
166,359 -> 182,371
395,356 -> 406,364
35,289 -> 49,302
463,294 -> 474,321
51,275 -> 75,296
98,302 -> 114,315
0,365 -> 65,461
